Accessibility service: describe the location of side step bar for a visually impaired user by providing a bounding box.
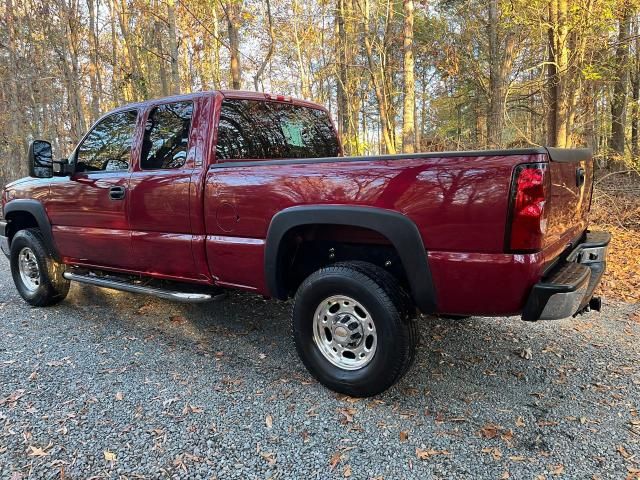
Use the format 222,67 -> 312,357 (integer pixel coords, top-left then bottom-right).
63,272 -> 224,303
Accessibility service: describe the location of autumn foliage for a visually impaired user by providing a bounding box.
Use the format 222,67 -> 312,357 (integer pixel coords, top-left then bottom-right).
591,170 -> 640,303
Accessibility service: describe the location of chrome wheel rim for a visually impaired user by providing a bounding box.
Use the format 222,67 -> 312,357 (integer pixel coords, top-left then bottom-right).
312,295 -> 377,370
18,247 -> 41,292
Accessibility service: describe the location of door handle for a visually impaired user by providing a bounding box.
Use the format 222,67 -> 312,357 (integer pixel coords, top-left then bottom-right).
109,186 -> 126,200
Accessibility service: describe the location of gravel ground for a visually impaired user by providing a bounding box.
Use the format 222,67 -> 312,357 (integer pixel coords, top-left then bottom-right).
1,257 -> 639,480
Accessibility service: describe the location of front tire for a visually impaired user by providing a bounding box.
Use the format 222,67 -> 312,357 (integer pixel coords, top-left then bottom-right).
292,263 -> 417,397
10,229 -> 69,307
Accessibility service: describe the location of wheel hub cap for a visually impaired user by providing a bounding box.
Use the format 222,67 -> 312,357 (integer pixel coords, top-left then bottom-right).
18,247 -> 41,292
312,295 -> 377,370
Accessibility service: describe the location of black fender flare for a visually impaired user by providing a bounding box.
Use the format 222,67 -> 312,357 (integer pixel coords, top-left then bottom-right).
4,199 -> 60,260
264,205 -> 437,313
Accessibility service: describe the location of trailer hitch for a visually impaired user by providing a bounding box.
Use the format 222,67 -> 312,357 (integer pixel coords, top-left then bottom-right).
573,296 -> 602,317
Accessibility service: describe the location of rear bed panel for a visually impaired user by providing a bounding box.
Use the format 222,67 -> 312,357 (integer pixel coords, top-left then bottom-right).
205,153 -> 541,254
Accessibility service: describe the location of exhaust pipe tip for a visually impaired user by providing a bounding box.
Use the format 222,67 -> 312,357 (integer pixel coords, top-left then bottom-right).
589,296 -> 602,312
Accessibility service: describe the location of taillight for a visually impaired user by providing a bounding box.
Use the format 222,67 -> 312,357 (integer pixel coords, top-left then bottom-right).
506,163 -> 549,252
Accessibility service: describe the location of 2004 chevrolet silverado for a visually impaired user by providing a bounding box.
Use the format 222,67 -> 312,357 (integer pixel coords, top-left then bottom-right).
0,91 -> 610,396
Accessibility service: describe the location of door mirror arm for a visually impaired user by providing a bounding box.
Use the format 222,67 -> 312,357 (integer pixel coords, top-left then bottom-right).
53,159 -> 74,176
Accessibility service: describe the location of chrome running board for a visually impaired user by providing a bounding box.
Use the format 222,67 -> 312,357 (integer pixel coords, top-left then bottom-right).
63,272 -> 224,303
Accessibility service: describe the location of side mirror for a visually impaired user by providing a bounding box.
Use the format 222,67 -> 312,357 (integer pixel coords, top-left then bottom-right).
28,140 -> 53,178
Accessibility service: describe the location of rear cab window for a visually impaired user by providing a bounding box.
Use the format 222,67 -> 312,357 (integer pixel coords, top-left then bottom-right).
215,99 -> 340,161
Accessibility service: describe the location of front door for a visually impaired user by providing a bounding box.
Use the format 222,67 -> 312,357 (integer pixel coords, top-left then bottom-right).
47,109 -> 139,270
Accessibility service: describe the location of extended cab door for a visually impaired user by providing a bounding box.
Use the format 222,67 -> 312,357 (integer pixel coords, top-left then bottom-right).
127,98 -> 210,282
46,109 -> 139,269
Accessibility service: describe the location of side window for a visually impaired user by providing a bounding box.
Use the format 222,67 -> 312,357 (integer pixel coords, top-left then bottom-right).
141,101 -> 193,170
215,99 -> 340,161
76,110 -> 138,173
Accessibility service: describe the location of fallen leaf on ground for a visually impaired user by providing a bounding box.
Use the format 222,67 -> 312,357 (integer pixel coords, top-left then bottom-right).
482,447 -> 502,460
329,452 -> 343,470
338,407 -> 357,424
416,448 -> 450,460
343,465 -> 352,477
260,451 -> 276,465
27,445 -> 49,457
170,315 -> 187,324
480,423 -> 501,439
115,392 -> 124,401
537,420 -> 559,427
400,431 -> 409,442
104,450 -> 116,462
0,389 -> 26,406
265,414 -> 273,429
550,464 -> 564,475
520,348 -> 533,360
618,445 -> 633,459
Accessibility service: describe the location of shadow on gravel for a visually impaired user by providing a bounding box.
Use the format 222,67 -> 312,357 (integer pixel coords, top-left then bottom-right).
59,282 -> 640,406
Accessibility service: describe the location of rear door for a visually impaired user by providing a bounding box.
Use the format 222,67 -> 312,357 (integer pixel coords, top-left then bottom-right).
127,99 -> 207,282
47,109 -> 139,269
545,147 -> 594,249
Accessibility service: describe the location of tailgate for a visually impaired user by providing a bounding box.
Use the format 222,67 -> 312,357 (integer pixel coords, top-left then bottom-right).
544,147 -> 593,249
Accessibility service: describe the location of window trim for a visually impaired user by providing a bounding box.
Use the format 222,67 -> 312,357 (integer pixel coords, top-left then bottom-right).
72,108 -> 140,176
139,100 -> 195,171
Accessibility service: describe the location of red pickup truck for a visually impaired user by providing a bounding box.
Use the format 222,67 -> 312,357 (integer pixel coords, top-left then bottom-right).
1,91 -> 610,396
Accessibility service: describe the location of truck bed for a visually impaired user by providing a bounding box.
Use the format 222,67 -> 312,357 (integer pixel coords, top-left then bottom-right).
202,147 -> 593,316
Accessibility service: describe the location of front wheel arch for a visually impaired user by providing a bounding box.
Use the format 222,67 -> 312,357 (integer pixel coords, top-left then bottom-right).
4,199 -> 60,260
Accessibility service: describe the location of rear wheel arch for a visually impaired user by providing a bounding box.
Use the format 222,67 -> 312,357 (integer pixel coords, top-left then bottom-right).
264,205 -> 437,314
4,200 -> 60,260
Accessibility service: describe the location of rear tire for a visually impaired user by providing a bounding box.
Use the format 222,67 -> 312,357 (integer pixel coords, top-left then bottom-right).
10,229 -> 69,307
292,262 -> 417,397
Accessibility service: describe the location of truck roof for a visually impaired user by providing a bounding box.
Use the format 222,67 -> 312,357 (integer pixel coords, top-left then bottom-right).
104,90 -> 328,117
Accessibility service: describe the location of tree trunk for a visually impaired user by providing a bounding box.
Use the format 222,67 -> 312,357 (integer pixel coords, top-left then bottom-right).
401,0 -> 415,153
633,20 -> 640,157
292,0 -> 311,98
224,1 -> 242,90
108,0 -> 121,103
336,0 -> 349,151
360,0 -> 396,154
253,0 -> 274,91
546,0 -> 570,147
154,18 -> 170,96
487,0 -> 502,147
610,3 -> 632,155
87,0 -> 101,122
114,0 -> 148,100
167,0 -> 181,94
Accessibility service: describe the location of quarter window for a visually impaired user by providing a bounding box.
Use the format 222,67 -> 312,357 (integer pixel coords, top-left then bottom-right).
215,99 -> 340,160
76,110 -> 138,173
141,101 -> 193,170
